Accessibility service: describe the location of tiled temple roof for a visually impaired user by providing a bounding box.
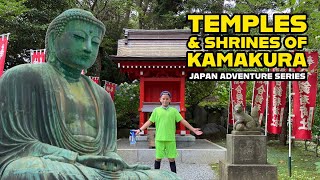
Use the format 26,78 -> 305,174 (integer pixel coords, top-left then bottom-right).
115,29 -> 191,58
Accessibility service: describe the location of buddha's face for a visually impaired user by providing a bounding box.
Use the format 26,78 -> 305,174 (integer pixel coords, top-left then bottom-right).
54,19 -> 103,70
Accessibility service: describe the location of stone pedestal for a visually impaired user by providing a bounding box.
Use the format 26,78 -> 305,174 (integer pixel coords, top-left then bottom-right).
219,134 -> 277,180
147,128 -> 156,148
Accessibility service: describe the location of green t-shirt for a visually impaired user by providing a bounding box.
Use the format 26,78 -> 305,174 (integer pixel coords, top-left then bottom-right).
149,106 -> 183,141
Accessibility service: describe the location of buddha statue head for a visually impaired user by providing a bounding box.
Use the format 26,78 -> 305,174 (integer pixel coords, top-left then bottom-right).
45,9 -> 106,71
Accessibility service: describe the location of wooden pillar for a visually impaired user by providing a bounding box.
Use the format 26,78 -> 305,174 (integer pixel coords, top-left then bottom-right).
179,71 -> 187,135
139,71 -> 145,134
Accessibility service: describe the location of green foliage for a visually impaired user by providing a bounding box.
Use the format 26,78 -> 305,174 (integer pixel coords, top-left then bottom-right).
290,0 -> 320,49
313,74 -> 320,135
267,141 -> 320,179
130,0 -> 225,29
228,0 -> 279,14
114,81 -> 140,128
211,81 -> 230,106
0,0 -> 70,70
186,81 -> 217,107
151,0 -> 184,29
0,0 -> 28,20
184,0 -> 224,13
315,162 -> 320,174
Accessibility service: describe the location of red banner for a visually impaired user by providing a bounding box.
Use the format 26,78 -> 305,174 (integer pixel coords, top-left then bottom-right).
292,51 -> 318,140
228,81 -> 247,125
252,81 -> 268,125
267,68 -> 288,134
0,34 -> 9,77
104,80 -> 117,100
31,49 -> 46,64
90,76 -> 100,84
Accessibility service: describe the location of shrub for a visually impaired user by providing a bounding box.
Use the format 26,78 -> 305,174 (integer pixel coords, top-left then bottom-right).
114,80 -> 140,129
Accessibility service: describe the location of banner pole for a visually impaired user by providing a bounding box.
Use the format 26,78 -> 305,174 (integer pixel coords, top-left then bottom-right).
288,68 -> 292,177
251,81 -> 255,109
265,69 -> 270,136
227,81 -> 231,134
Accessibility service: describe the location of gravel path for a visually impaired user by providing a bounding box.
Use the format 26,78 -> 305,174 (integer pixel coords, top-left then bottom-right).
142,160 -> 217,180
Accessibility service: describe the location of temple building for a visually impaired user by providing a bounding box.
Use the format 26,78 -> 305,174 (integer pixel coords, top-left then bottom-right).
111,29 -> 200,135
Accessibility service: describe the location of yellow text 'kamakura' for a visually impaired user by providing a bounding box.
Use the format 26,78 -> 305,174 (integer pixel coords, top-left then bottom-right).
187,52 -> 307,68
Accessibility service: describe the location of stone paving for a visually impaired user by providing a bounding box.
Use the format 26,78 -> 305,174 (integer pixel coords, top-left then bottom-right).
141,160 -> 217,180
117,138 -> 225,180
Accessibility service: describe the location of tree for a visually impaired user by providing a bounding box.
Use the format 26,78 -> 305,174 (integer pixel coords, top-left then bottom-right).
289,0 -> 320,136
0,0 -> 27,70
0,0 -> 28,19
131,0 -> 157,29
186,81 -> 218,108
150,0 -> 184,29
0,0 -> 70,71
291,0 -> 320,49
183,0 -> 224,13
230,0 -> 279,14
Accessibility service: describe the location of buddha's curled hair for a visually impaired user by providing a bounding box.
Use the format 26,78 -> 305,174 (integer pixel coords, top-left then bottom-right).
45,8 -> 106,61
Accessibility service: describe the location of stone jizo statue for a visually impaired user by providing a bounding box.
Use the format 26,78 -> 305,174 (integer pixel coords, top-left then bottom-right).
233,104 -> 260,131
0,9 -> 180,179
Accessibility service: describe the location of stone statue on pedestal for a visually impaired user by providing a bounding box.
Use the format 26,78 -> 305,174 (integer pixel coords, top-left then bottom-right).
220,105 -> 277,180
0,9 -> 180,180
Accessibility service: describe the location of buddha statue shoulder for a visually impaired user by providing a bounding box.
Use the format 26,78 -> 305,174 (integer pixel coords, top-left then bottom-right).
0,8 -> 180,180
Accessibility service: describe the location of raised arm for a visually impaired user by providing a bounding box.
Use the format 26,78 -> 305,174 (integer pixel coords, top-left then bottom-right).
135,120 -> 153,135
180,119 -> 203,135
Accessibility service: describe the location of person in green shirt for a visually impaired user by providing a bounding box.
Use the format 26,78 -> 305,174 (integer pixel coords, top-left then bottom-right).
135,91 -> 203,173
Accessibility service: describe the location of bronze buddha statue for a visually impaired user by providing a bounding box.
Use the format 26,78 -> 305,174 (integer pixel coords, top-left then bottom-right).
0,8 -> 180,180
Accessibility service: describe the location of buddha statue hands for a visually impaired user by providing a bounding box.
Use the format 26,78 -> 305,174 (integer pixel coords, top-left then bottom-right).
76,153 -> 151,172
76,154 -> 125,171
104,152 -> 151,171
